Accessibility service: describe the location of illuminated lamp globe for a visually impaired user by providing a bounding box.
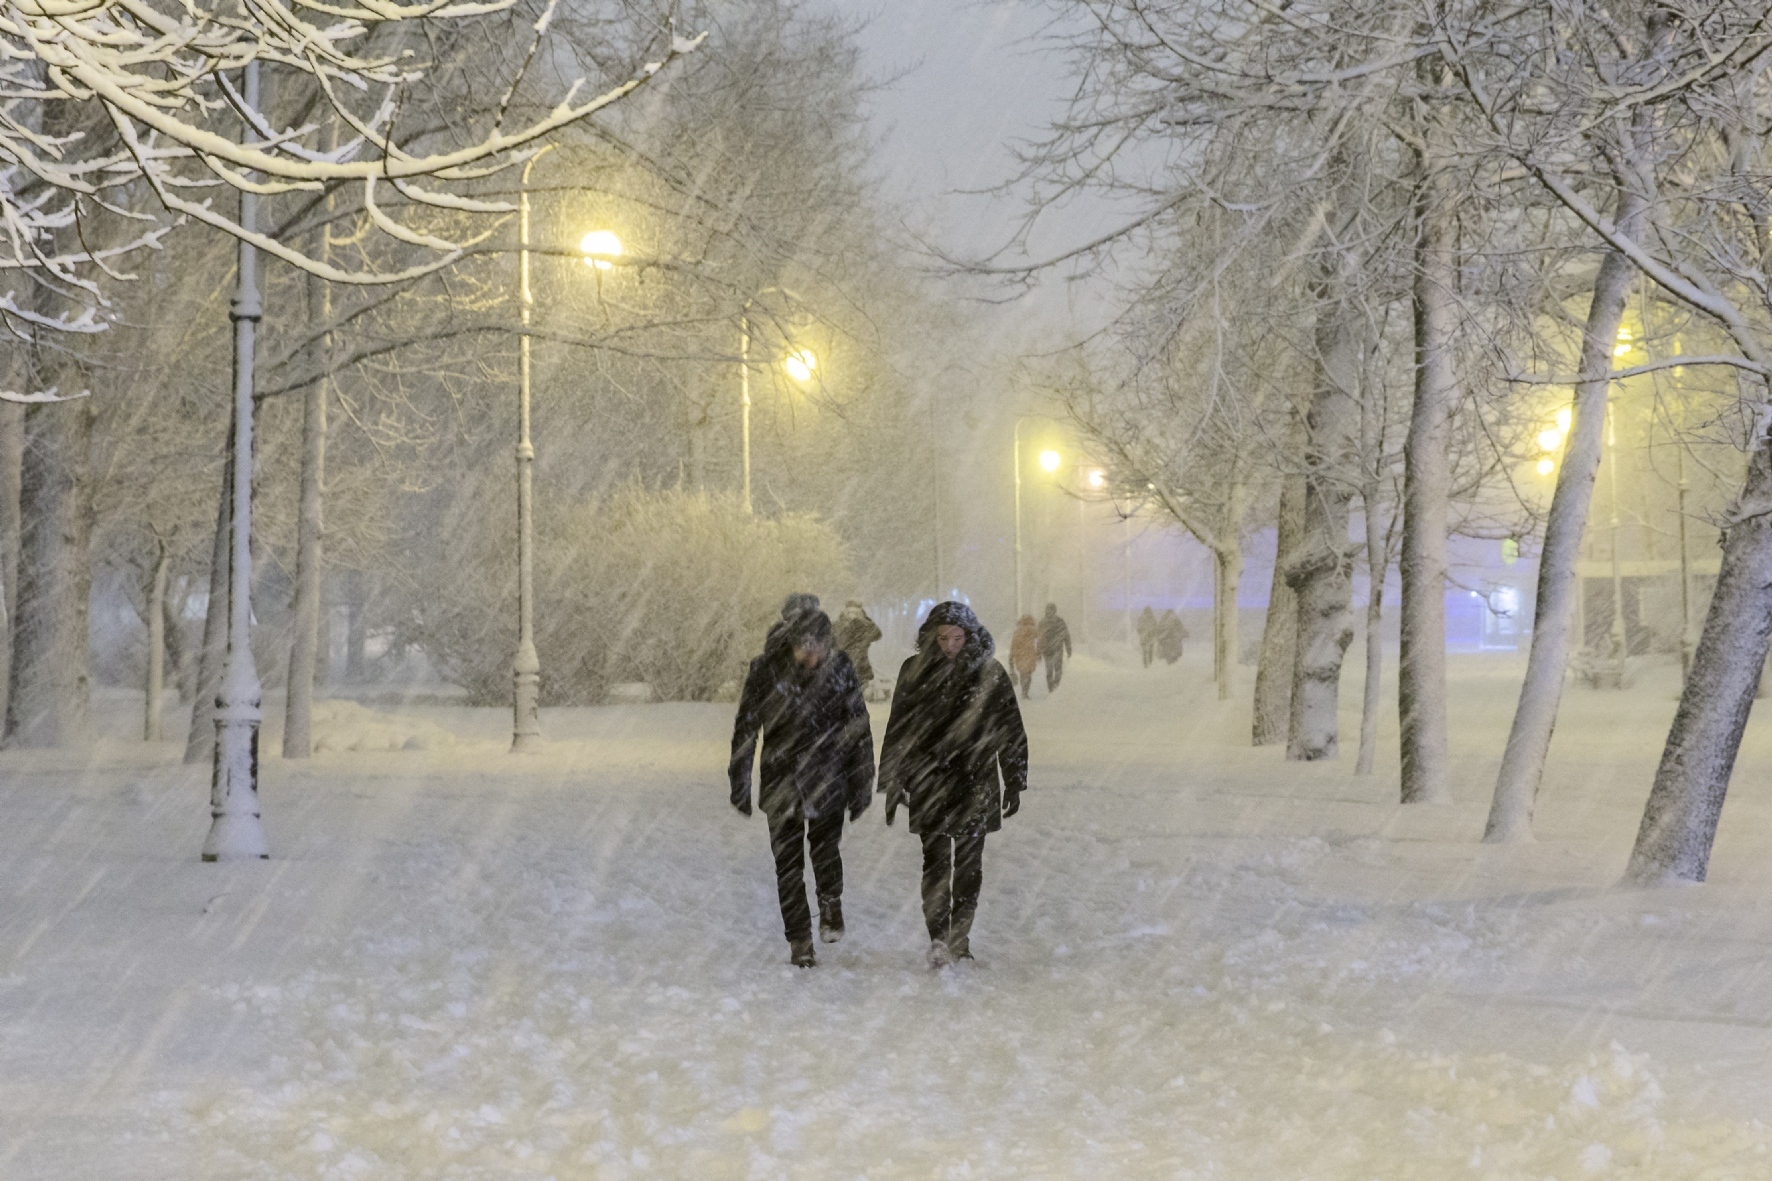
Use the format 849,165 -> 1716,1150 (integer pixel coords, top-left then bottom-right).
1038,449 -> 1062,473
1537,428 -> 1563,453
1536,458 -> 1556,476
783,349 -> 818,383
1086,468 -> 1106,489
1555,406 -> 1572,433
581,230 -> 623,271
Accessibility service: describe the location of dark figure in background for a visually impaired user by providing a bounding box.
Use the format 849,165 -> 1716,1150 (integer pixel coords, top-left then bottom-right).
1037,603 -> 1072,694
1157,609 -> 1187,665
1008,614 -> 1039,698
879,602 -> 1028,968
1136,606 -> 1158,668
834,600 -> 883,684
729,609 -> 874,968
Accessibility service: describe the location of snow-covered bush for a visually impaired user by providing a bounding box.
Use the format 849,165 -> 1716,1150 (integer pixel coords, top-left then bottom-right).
414,487 -> 849,704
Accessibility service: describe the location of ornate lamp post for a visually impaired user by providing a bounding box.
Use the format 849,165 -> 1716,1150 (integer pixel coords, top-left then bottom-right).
511,150 -> 621,752
203,59 -> 270,862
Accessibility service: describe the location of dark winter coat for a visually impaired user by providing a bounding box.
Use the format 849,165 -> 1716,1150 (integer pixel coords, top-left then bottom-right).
729,640 -> 875,822
878,602 -> 1029,837
1157,610 -> 1187,664
834,606 -> 884,683
1038,609 -> 1072,664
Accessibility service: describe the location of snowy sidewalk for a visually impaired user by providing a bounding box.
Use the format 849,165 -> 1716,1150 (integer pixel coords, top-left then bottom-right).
4,653 -> 1772,1178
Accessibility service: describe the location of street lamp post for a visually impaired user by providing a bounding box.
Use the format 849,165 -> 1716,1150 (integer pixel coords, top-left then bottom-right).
203,59 -> 270,862
737,289 -> 814,515
510,148 -> 552,753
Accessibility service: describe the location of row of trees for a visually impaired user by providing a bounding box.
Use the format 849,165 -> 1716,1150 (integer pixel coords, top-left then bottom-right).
0,4 -> 969,771
1011,0 -> 1772,884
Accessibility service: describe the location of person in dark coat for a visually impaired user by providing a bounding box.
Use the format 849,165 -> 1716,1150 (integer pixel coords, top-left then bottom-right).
1157,609 -> 1187,665
729,609 -> 874,967
833,600 -> 883,684
878,601 -> 1028,967
1136,605 -> 1158,668
1037,602 -> 1072,693
1008,614 -> 1039,698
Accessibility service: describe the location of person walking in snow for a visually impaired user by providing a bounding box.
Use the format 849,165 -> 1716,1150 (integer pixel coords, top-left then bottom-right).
1037,602 -> 1072,694
729,608 -> 874,968
834,599 -> 883,685
1157,609 -> 1187,665
1008,614 -> 1040,698
878,601 -> 1028,968
1136,605 -> 1158,668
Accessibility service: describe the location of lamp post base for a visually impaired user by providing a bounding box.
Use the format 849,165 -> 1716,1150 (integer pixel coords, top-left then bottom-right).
512,647 -> 542,753
203,708 -> 269,861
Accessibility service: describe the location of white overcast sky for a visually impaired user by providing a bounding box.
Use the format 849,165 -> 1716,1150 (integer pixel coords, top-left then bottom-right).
822,0 -> 1122,346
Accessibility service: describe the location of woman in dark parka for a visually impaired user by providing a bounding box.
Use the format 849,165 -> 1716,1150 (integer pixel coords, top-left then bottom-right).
729,609 -> 874,967
878,601 -> 1028,967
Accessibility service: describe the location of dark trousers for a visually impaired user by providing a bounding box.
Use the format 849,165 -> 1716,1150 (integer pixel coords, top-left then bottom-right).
1140,639 -> 1155,667
1045,653 -> 1065,692
920,830 -> 986,945
767,811 -> 844,942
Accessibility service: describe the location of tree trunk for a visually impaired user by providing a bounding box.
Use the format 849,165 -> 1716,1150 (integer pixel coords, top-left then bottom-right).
1253,419 -> 1307,744
184,423 -> 233,764
1286,276 -> 1363,761
1485,212 -> 1642,841
145,539 -> 169,741
283,268 -> 330,759
1213,545 -> 1242,701
164,576 -> 194,703
1623,439 -> 1772,884
1398,151 -> 1457,804
1355,480 -> 1392,774
6,396 -> 95,748
0,401 -> 22,730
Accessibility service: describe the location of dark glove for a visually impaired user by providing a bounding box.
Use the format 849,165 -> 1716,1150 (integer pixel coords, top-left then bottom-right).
884,785 -> 904,827
849,797 -> 870,822
1002,790 -> 1021,819
731,797 -> 752,817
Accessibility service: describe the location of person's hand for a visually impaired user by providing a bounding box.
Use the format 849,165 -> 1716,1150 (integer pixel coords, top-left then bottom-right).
1002,790 -> 1021,819
731,798 -> 752,818
849,799 -> 869,822
884,786 -> 902,826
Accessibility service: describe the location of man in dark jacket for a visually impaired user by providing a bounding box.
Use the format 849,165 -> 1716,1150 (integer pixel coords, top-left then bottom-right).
1136,605 -> 1158,668
1037,602 -> 1073,693
729,609 -> 874,967
878,601 -> 1028,968
833,600 -> 883,684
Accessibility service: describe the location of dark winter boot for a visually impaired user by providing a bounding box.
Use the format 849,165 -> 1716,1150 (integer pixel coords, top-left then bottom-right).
946,934 -> 971,961
789,939 -> 816,968
818,896 -> 844,944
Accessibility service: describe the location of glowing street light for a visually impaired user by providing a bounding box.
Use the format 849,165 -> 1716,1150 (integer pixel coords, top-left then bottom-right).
580,229 -> 622,270
1039,449 -> 1062,473
1537,427 -> 1564,453
1085,468 -> 1106,490
783,348 -> 818,383
1536,458 -> 1556,476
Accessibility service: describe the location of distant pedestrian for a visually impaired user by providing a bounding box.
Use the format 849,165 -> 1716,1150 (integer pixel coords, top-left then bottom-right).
729,609 -> 874,968
834,600 -> 883,684
1136,606 -> 1157,668
1037,603 -> 1072,693
1009,614 -> 1039,698
879,602 -> 1028,968
1157,609 -> 1187,665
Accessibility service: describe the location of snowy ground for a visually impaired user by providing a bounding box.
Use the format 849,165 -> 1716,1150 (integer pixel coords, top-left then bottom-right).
6,649 -> 1772,1179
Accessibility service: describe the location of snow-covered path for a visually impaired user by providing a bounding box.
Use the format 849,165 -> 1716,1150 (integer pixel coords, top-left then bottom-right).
5,652 -> 1772,1178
